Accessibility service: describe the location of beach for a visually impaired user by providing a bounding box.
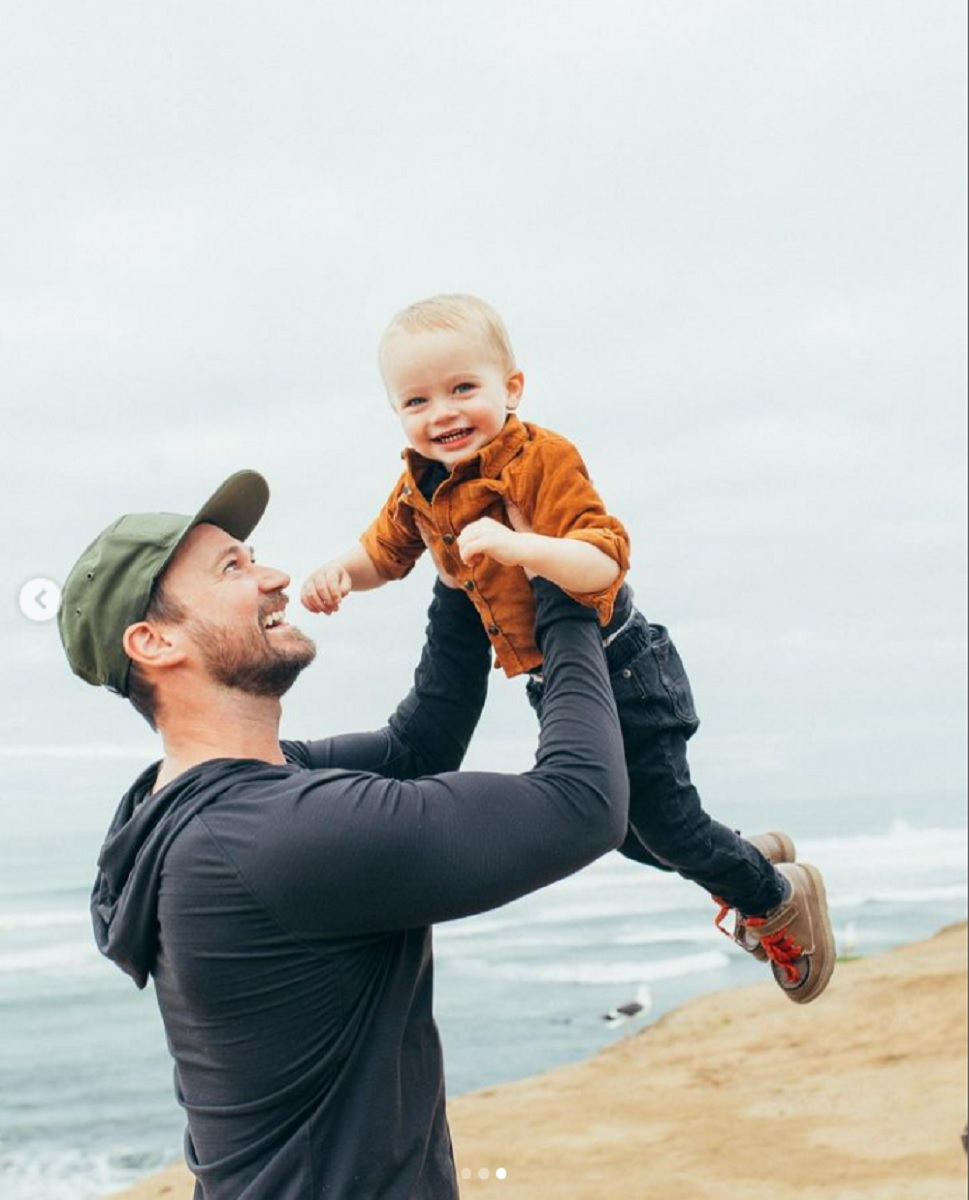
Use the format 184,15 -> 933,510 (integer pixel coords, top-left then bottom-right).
106,921 -> 968,1199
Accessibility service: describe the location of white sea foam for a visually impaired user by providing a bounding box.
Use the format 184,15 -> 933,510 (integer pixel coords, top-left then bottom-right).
0,941 -> 99,975
0,743 -> 155,760
613,926 -> 721,947
828,884 -> 968,911
526,895 -> 692,925
0,1147 -> 171,1200
436,916 -> 523,940
799,826 -> 967,867
0,909 -> 88,933
457,949 -> 732,986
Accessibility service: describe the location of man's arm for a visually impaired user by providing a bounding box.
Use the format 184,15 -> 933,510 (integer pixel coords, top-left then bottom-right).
283,580 -> 491,779
259,581 -> 629,932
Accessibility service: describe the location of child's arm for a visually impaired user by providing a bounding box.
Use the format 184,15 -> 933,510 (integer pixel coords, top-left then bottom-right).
458,517 -> 620,595
301,544 -> 387,615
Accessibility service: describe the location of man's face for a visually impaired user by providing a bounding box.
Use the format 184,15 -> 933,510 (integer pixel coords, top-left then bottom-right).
159,523 -> 316,697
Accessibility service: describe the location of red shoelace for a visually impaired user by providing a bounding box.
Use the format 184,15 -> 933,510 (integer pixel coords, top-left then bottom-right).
743,918 -> 803,982
713,899 -> 803,982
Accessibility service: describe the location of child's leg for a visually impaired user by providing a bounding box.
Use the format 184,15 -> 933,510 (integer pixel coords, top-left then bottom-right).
623,725 -> 785,916
606,615 -> 786,917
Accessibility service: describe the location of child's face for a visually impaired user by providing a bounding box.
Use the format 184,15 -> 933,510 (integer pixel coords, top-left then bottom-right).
381,327 -> 523,467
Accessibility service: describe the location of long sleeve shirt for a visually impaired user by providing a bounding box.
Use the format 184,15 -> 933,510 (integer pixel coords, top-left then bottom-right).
92,581 -> 629,1199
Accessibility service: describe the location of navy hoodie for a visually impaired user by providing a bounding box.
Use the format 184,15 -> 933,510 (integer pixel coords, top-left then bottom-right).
91,582 -> 628,1198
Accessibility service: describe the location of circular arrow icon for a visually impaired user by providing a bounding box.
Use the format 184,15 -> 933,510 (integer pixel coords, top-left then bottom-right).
19,578 -> 62,623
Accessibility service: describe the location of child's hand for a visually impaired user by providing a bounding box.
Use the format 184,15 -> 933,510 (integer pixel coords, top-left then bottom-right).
458,517 -> 527,569
301,562 -> 353,615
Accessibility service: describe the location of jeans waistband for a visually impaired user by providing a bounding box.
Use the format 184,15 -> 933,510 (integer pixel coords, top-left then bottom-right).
528,585 -> 643,683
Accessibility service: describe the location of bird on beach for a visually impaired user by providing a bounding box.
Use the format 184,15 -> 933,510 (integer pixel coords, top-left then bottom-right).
602,984 -> 653,1029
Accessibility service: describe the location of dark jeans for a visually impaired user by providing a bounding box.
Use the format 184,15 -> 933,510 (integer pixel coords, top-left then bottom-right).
526,610 -> 785,917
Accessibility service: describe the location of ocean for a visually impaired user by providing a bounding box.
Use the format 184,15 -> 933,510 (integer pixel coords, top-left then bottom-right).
0,748 -> 965,1200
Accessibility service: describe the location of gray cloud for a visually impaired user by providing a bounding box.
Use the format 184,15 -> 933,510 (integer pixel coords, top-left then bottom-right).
2,1 -> 965,805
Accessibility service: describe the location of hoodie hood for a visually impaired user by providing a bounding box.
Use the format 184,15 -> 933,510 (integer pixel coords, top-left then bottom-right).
91,757 -> 265,988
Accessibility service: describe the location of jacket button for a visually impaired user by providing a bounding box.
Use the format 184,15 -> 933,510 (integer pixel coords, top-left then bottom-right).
487,623 -> 500,636
464,580 -> 475,592
402,485 -> 413,496
622,668 -> 632,679
442,533 -> 455,545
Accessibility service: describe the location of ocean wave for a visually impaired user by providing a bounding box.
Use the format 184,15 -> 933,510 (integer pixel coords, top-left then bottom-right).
828,884 -> 968,911
612,926 -> 720,947
527,895 -> 693,925
436,916 -> 524,940
0,1145 -> 174,1200
799,825 -> 967,863
0,744 -> 155,760
457,949 -> 732,986
0,942 -> 100,976
0,910 -> 88,933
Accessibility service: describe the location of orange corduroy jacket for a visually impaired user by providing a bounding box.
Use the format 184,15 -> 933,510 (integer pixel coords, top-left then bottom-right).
361,416 -> 630,677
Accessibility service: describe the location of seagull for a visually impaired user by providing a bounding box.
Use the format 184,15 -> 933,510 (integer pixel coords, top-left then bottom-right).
602,984 -> 653,1030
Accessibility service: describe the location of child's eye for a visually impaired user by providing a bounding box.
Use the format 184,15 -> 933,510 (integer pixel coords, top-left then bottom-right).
454,382 -> 475,394
404,396 -> 427,409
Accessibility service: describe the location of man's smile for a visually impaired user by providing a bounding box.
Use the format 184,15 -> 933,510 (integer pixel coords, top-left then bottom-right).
261,603 -> 289,631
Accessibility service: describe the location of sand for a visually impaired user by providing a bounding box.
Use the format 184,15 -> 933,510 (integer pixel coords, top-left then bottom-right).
106,922 -> 968,1199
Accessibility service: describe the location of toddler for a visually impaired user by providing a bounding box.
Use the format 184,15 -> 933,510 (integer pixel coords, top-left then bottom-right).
301,294 -> 835,1003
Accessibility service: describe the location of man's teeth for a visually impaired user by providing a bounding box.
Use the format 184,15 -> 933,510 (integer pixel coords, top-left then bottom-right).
435,429 -> 472,444
263,610 -> 286,629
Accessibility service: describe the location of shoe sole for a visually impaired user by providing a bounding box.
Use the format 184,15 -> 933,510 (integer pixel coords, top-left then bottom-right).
781,861 -> 837,1005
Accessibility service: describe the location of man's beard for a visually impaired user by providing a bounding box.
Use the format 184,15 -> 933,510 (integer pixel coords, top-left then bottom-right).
187,613 -> 317,699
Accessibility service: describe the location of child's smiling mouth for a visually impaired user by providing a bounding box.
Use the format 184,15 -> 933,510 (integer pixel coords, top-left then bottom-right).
432,428 -> 475,447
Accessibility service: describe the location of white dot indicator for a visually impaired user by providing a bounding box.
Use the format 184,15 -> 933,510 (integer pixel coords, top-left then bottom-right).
496,1167 -> 507,1179
461,1168 -> 472,1180
478,1168 -> 490,1179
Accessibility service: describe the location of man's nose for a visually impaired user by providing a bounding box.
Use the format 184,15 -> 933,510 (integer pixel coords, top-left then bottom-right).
258,565 -> 291,591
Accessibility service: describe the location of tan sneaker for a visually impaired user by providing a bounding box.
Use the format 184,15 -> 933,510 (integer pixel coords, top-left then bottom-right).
745,862 -> 837,1004
714,832 -> 797,960
747,830 -> 797,866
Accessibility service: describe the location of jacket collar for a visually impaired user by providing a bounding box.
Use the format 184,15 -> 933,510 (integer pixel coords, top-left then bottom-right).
401,414 -> 529,486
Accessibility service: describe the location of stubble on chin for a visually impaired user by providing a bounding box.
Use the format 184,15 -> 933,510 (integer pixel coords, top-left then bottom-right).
189,618 -> 317,699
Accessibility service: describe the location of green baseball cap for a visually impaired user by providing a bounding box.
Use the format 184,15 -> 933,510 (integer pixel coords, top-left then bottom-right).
58,470 -> 270,696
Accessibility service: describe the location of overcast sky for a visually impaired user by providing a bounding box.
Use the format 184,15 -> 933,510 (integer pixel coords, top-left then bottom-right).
2,1 -> 966,813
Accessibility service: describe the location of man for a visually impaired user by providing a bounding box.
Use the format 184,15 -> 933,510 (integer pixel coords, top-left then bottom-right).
58,470 -> 629,1199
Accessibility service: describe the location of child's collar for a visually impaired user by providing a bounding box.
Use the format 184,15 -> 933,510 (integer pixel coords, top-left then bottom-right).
400,414 -> 528,480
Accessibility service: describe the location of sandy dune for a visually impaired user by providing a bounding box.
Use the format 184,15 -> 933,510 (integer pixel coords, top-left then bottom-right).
107,922 -> 968,1199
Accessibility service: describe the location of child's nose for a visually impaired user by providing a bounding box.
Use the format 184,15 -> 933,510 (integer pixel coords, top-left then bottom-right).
430,397 -> 459,422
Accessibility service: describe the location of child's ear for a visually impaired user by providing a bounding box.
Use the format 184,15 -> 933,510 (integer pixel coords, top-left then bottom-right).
505,370 -> 525,411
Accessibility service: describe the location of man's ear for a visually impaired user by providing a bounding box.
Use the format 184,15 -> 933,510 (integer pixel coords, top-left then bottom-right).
123,621 -> 185,672
505,369 -> 525,411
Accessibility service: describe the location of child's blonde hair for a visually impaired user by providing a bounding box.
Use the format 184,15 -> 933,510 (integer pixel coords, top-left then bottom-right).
379,293 -> 517,376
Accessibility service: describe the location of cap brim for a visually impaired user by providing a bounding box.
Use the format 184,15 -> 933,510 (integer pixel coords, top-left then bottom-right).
188,469 -> 270,545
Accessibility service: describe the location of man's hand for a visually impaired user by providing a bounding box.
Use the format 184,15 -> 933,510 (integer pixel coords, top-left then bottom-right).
301,562 -> 353,614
